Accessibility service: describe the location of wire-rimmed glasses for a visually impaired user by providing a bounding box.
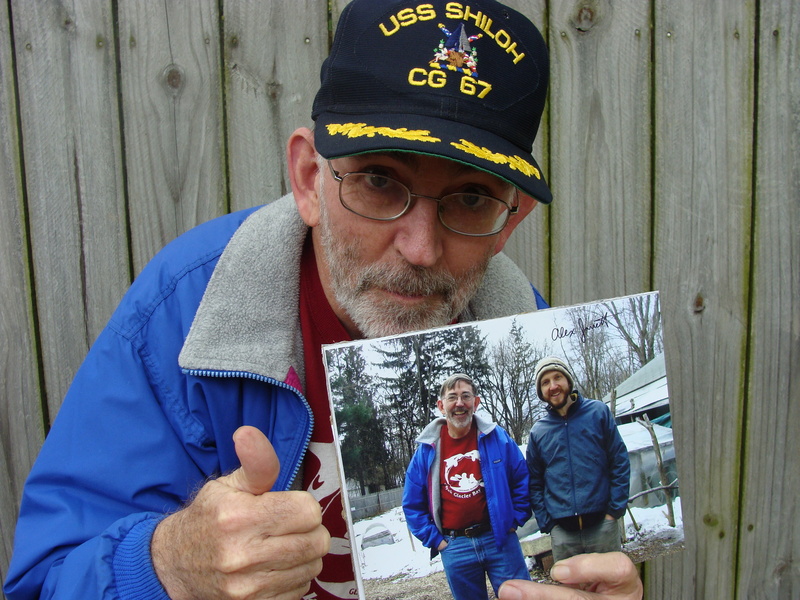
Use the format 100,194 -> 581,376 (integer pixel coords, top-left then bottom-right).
327,161 -> 518,237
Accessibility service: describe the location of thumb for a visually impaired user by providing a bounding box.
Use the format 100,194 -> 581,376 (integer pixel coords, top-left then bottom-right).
220,426 -> 281,495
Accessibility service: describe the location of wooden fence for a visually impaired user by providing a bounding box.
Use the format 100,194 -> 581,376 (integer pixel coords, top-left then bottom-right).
348,487 -> 404,522
1,1 -> 797,598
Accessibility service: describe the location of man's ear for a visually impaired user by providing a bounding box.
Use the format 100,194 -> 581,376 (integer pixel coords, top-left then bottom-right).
493,194 -> 538,254
287,127 -> 321,227
437,398 -> 445,415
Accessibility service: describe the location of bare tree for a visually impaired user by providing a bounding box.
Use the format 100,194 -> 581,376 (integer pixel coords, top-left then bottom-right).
482,320 -> 548,443
603,294 -> 663,370
556,304 -> 632,400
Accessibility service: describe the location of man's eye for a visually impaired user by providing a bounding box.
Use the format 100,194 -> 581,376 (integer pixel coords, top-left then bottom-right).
453,185 -> 496,207
365,174 -> 392,190
459,193 -> 487,209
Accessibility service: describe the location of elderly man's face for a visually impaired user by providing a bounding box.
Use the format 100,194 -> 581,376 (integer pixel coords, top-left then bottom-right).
437,380 -> 480,437
314,152 -> 512,339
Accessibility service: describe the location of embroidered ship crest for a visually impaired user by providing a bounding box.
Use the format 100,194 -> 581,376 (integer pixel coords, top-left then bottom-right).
431,22 -> 483,79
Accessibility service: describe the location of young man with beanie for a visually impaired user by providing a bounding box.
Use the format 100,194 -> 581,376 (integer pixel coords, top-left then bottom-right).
526,357 -> 632,563
403,374 -> 531,599
5,1 -> 641,599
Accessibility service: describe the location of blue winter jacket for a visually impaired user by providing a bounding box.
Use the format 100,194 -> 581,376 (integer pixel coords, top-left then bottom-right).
526,392 -> 630,534
4,195 -> 546,600
402,413 -> 532,554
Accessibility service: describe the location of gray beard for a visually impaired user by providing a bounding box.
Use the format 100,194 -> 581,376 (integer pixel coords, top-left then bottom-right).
317,195 -> 492,339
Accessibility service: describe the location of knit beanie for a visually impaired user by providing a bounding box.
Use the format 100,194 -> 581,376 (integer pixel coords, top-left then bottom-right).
534,356 -> 575,400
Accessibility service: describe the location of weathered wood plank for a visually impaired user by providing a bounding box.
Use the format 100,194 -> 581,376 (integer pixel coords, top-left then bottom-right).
651,1 -> 755,598
12,0 -> 131,417
0,0 -> 44,582
738,0 -> 800,597
224,0 -> 329,212
118,0 -> 226,273
548,0 -> 652,305
499,0 -> 550,297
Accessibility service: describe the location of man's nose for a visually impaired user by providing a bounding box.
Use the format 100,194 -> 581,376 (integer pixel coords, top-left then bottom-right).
392,195 -> 443,267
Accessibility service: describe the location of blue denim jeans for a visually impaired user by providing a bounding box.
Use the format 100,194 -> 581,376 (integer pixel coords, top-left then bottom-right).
439,529 -> 530,600
550,517 -> 622,563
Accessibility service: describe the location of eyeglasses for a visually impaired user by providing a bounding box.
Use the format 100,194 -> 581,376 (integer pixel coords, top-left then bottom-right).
327,161 -> 518,237
444,392 -> 475,403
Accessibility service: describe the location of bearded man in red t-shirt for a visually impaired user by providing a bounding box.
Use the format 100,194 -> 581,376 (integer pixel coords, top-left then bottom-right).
403,373 -> 532,600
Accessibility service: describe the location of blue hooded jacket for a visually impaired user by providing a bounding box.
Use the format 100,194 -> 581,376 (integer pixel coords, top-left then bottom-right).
402,413 -> 532,554
4,195 -> 546,599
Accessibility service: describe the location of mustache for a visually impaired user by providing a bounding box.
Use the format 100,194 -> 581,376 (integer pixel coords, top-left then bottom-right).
355,262 -> 458,298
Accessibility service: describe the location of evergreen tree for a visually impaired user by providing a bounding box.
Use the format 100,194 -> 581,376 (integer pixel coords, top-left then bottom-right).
327,346 -> 390,495
437,325 -> 493,386
373,332 -> 449,468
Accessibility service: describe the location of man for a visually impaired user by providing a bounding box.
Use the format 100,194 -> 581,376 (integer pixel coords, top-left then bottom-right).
4,1 -> 640,599
526,357 -> 631,563
403,374 -> 531,600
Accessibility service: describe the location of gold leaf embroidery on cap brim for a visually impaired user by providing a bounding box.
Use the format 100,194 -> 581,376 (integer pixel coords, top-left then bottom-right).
327,123 -> 441,142
451,139 -> 541,179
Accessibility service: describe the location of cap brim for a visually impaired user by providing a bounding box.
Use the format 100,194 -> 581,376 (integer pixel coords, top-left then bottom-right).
314,111 -> 552,205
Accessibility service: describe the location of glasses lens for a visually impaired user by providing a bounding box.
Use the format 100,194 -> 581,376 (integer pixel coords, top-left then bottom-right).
334,164 -> 513,236
439,193 -> 510,236
340,172 -> 410,220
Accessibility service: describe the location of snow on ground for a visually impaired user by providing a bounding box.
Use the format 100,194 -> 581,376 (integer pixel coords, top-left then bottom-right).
624,500 -> 683,541
353,506 -> 445,581
353,501 -> 683,581
622,500 -> 684,558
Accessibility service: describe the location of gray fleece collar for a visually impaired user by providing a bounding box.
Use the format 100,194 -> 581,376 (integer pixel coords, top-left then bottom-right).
179,195 -> 307,382
179,194 -> 539,385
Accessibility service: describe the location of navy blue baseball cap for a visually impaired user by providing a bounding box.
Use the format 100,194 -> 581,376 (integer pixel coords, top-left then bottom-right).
312,0 -> 552,205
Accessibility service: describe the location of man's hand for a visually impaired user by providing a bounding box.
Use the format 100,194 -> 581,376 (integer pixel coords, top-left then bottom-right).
498,552 -> 642,600
151,426 -> 331,600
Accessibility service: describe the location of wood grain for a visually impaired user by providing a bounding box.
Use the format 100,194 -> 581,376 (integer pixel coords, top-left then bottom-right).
652,1 -> 755,597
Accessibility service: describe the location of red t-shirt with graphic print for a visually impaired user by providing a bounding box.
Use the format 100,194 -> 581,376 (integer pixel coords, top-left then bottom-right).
298,235 -> 358,600
439,422 -> 488,530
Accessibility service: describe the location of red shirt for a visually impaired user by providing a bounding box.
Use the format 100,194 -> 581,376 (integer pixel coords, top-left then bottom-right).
298,235 -> 358,599
439,423 -> 488,530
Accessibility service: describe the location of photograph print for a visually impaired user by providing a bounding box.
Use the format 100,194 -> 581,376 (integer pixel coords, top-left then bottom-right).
322,291 -> 683,599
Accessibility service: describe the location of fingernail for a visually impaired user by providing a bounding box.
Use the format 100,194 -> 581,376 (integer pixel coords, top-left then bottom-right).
498,582 -> 523,600
550,563 -> 571,581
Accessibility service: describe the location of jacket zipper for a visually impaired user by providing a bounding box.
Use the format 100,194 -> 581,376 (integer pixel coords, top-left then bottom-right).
183,368 -> 315,488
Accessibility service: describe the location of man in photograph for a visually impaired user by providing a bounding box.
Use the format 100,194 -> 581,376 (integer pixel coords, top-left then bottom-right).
526,356 -> 631,562
403,373 -> 531,600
